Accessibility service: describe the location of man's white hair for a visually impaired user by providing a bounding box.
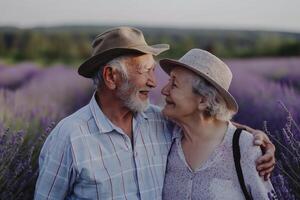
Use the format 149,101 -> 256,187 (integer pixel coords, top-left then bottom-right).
92,55 -> 130,90
192,75 -> 236,121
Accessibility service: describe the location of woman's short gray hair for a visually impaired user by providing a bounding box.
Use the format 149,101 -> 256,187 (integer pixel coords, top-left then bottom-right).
192,76 -> 236,121
92,55 -> 130,90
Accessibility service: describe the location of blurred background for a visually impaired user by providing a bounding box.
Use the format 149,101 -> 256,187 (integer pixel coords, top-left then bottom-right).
0,0 -> 300,199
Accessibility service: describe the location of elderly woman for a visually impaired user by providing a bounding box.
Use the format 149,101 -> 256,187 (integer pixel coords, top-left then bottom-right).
160,49 -> 277,200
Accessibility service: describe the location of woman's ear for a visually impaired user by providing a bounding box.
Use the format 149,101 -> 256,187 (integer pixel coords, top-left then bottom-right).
102,65 -> 119,90
197,96 -> 207,111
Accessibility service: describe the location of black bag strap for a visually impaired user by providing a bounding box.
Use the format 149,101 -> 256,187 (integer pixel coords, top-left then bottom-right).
232,128 -> 253,200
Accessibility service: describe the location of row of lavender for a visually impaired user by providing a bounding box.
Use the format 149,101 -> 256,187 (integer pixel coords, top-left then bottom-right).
228,58 -> 300,199
0,63 -> 93,199
1,57 -> 300,199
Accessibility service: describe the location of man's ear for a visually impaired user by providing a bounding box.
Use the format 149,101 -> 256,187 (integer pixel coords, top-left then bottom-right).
102,65 -> 119,90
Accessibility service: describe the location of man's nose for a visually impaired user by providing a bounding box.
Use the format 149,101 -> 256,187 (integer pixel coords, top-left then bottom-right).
147,70 -> 157,88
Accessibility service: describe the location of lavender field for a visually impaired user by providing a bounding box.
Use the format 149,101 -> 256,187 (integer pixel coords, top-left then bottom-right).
1,57 -> 300,199
0,63 -> 93,199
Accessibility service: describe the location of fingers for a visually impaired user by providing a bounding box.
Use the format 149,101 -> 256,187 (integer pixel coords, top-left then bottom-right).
256,142 -> 276,181
256,150 -> 273,165
258,165 -> 274,181
263,166 -> 274,181
256,152 -> 276,179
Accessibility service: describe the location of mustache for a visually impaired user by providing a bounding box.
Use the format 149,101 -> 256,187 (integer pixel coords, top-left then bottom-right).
137,87 -> 151,92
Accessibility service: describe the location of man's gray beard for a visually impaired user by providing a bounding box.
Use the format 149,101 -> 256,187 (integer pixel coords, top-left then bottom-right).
116,80 -> 150,113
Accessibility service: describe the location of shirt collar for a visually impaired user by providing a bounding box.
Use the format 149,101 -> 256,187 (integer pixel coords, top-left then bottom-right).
89,92 -> 148,134
171,123 -> 182,141
171,121 -> 233,141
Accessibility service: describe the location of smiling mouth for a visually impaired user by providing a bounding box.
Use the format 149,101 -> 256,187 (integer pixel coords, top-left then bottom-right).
139,91 -> 149,96
165,99 -> 175,105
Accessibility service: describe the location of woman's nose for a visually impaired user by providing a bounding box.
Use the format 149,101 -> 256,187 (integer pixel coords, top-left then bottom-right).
161,83 -> 170,96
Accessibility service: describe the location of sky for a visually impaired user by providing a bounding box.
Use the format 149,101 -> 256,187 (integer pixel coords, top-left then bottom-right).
0,0 -> 300,32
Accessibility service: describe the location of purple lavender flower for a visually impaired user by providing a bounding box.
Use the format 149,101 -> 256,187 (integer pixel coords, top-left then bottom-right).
0,64 -> 94,199
1,57 -> 300,199
0,63 -> 41,90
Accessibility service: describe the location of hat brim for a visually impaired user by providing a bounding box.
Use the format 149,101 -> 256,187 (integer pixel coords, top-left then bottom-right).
159,59 -> 238,112
78,44 -> 169,78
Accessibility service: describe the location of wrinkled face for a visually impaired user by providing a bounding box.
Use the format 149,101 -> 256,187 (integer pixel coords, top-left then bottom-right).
161,67 -> 201,121
116,54 -> 157,112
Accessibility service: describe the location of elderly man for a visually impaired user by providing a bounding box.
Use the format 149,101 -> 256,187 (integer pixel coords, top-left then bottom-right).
35,27 -> 275,200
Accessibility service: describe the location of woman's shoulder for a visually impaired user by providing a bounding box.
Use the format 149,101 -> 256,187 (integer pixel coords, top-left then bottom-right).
238,129 -> 262,162
239,130 -> 255,148
228,122 -> 262,159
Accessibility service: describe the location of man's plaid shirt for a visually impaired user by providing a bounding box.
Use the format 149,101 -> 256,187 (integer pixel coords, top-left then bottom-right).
35,94 -> 174,200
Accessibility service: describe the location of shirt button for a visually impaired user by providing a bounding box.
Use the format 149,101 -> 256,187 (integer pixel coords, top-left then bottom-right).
134,151 -> 138,157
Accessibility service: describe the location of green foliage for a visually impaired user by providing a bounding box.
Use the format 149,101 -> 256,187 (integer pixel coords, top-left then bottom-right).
0,26 -> 300,64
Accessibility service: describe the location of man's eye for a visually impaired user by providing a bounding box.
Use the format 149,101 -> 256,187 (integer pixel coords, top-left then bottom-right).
146,67 -> 154,73
138,67 -> 151,74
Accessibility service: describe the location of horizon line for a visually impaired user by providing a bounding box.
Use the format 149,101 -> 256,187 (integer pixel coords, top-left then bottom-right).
0,22 -> 300,34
